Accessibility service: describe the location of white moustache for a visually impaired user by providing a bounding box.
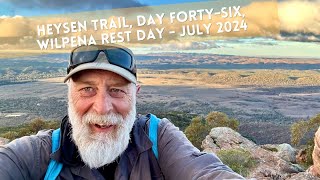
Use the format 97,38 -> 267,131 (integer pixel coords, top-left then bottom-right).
82,112 -> 123,127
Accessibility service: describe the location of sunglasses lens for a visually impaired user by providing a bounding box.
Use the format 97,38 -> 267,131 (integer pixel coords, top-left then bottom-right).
72,46 -> 100,65
105,47 -> 132,70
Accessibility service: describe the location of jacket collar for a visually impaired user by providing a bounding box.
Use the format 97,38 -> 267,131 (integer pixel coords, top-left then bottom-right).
131,115 -> 153,153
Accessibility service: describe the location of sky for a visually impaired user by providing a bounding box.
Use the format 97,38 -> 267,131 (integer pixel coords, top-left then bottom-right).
0,0 -> 319,58
0,0 -> 206,17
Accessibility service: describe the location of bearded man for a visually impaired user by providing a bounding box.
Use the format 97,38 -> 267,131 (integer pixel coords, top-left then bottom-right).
0,44 -> 244,179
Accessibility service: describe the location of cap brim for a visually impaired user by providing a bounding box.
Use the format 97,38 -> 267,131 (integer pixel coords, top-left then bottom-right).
64,62 -> 137,84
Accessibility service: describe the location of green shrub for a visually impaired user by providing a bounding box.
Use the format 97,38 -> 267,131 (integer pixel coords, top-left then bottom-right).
155,111 -> 196,131
299,140 -> 314,169
17,127 -> 32,137
45,120 -> 61,129
28,118 -> 46,133
291,114 -> 320,168
217,148 -> 256,177
0,118 -> 60,141
185,111 -> 239,150
2,131 -> 19,140
291,114 -> 320,146
184,116 -> 208,149
206,112 -> 239,131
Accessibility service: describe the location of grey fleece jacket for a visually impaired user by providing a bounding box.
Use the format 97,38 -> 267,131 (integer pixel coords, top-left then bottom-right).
0,115 -> 245,179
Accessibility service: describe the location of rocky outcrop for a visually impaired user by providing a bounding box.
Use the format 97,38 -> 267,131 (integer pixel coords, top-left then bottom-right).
202,127 -> 319,180
261,143 -> 296,163
308,127 -> 320,177
288,172 -> 320,180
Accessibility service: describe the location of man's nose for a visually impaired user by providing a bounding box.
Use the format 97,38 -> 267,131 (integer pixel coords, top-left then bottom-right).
93,91 -> 112,115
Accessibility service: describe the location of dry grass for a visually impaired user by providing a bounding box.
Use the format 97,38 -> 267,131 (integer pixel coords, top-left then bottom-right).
137,69 -> 320,88
40,69 -> 320,88
38,77 -> 65,83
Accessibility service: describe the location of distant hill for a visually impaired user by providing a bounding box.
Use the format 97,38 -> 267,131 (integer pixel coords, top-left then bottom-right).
1,52 -> 319,84
136,53 -> 320,70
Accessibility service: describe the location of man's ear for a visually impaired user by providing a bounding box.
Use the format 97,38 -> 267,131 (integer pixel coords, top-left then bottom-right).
136,84 -> 141,94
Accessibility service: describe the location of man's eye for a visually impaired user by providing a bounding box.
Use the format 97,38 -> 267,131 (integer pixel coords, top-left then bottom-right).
109,88 -> 126,98
79,87 -> 96,97
110,88 -> 121,93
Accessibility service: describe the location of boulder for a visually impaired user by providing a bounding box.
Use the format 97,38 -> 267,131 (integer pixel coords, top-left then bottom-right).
202,127 -> 309,179
261,143 -> 296,163
277,144 -> 296,163
287,172 -> 320,180
201,127 -> 256,153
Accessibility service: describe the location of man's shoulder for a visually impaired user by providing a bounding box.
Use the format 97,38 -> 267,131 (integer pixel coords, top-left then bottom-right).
0,129 -> 55,179
1,129 -> 53,155
20,129 -> 53,144
135,114 -> 172,130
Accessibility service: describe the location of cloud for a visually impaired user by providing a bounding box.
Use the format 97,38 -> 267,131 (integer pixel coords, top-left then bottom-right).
276,32 -> 320,42
0,0 -> 319,54
219,38 -> 279,46
151,41 -> 220,51
2,0 -> 147,12
0,15 -> 77,50
0,16 -> 32,38
278,0 -> 320,42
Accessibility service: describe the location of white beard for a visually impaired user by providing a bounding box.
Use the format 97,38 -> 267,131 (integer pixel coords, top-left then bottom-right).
68,101 -> 136,169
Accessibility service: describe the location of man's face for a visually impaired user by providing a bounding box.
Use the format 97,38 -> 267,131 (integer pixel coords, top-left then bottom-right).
67,69 -> 137,168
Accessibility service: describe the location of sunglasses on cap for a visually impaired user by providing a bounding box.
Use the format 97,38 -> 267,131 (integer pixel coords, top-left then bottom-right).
67,44 -> 136,76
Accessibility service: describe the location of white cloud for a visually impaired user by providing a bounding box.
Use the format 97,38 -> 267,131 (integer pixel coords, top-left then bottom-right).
151,41 -> 220,51
278,0 -> 320,39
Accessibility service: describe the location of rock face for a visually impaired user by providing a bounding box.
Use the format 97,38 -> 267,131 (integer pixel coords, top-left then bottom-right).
202,127 -> 319,180
260,143 -> 296,163
288,172 -> 320,180
0,137 -> 9,145
309,127 -> 320,177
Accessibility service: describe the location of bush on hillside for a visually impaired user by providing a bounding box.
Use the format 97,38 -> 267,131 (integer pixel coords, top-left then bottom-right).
185,111 -> 239,149
217,148 -> 256,177
291,114 -> 320,168
0,118 -> 60,141
155,111 -> 197,131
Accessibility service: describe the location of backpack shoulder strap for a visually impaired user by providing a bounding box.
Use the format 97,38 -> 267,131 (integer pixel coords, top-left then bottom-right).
44,128 -> 63,180
148,114 -> 161,160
